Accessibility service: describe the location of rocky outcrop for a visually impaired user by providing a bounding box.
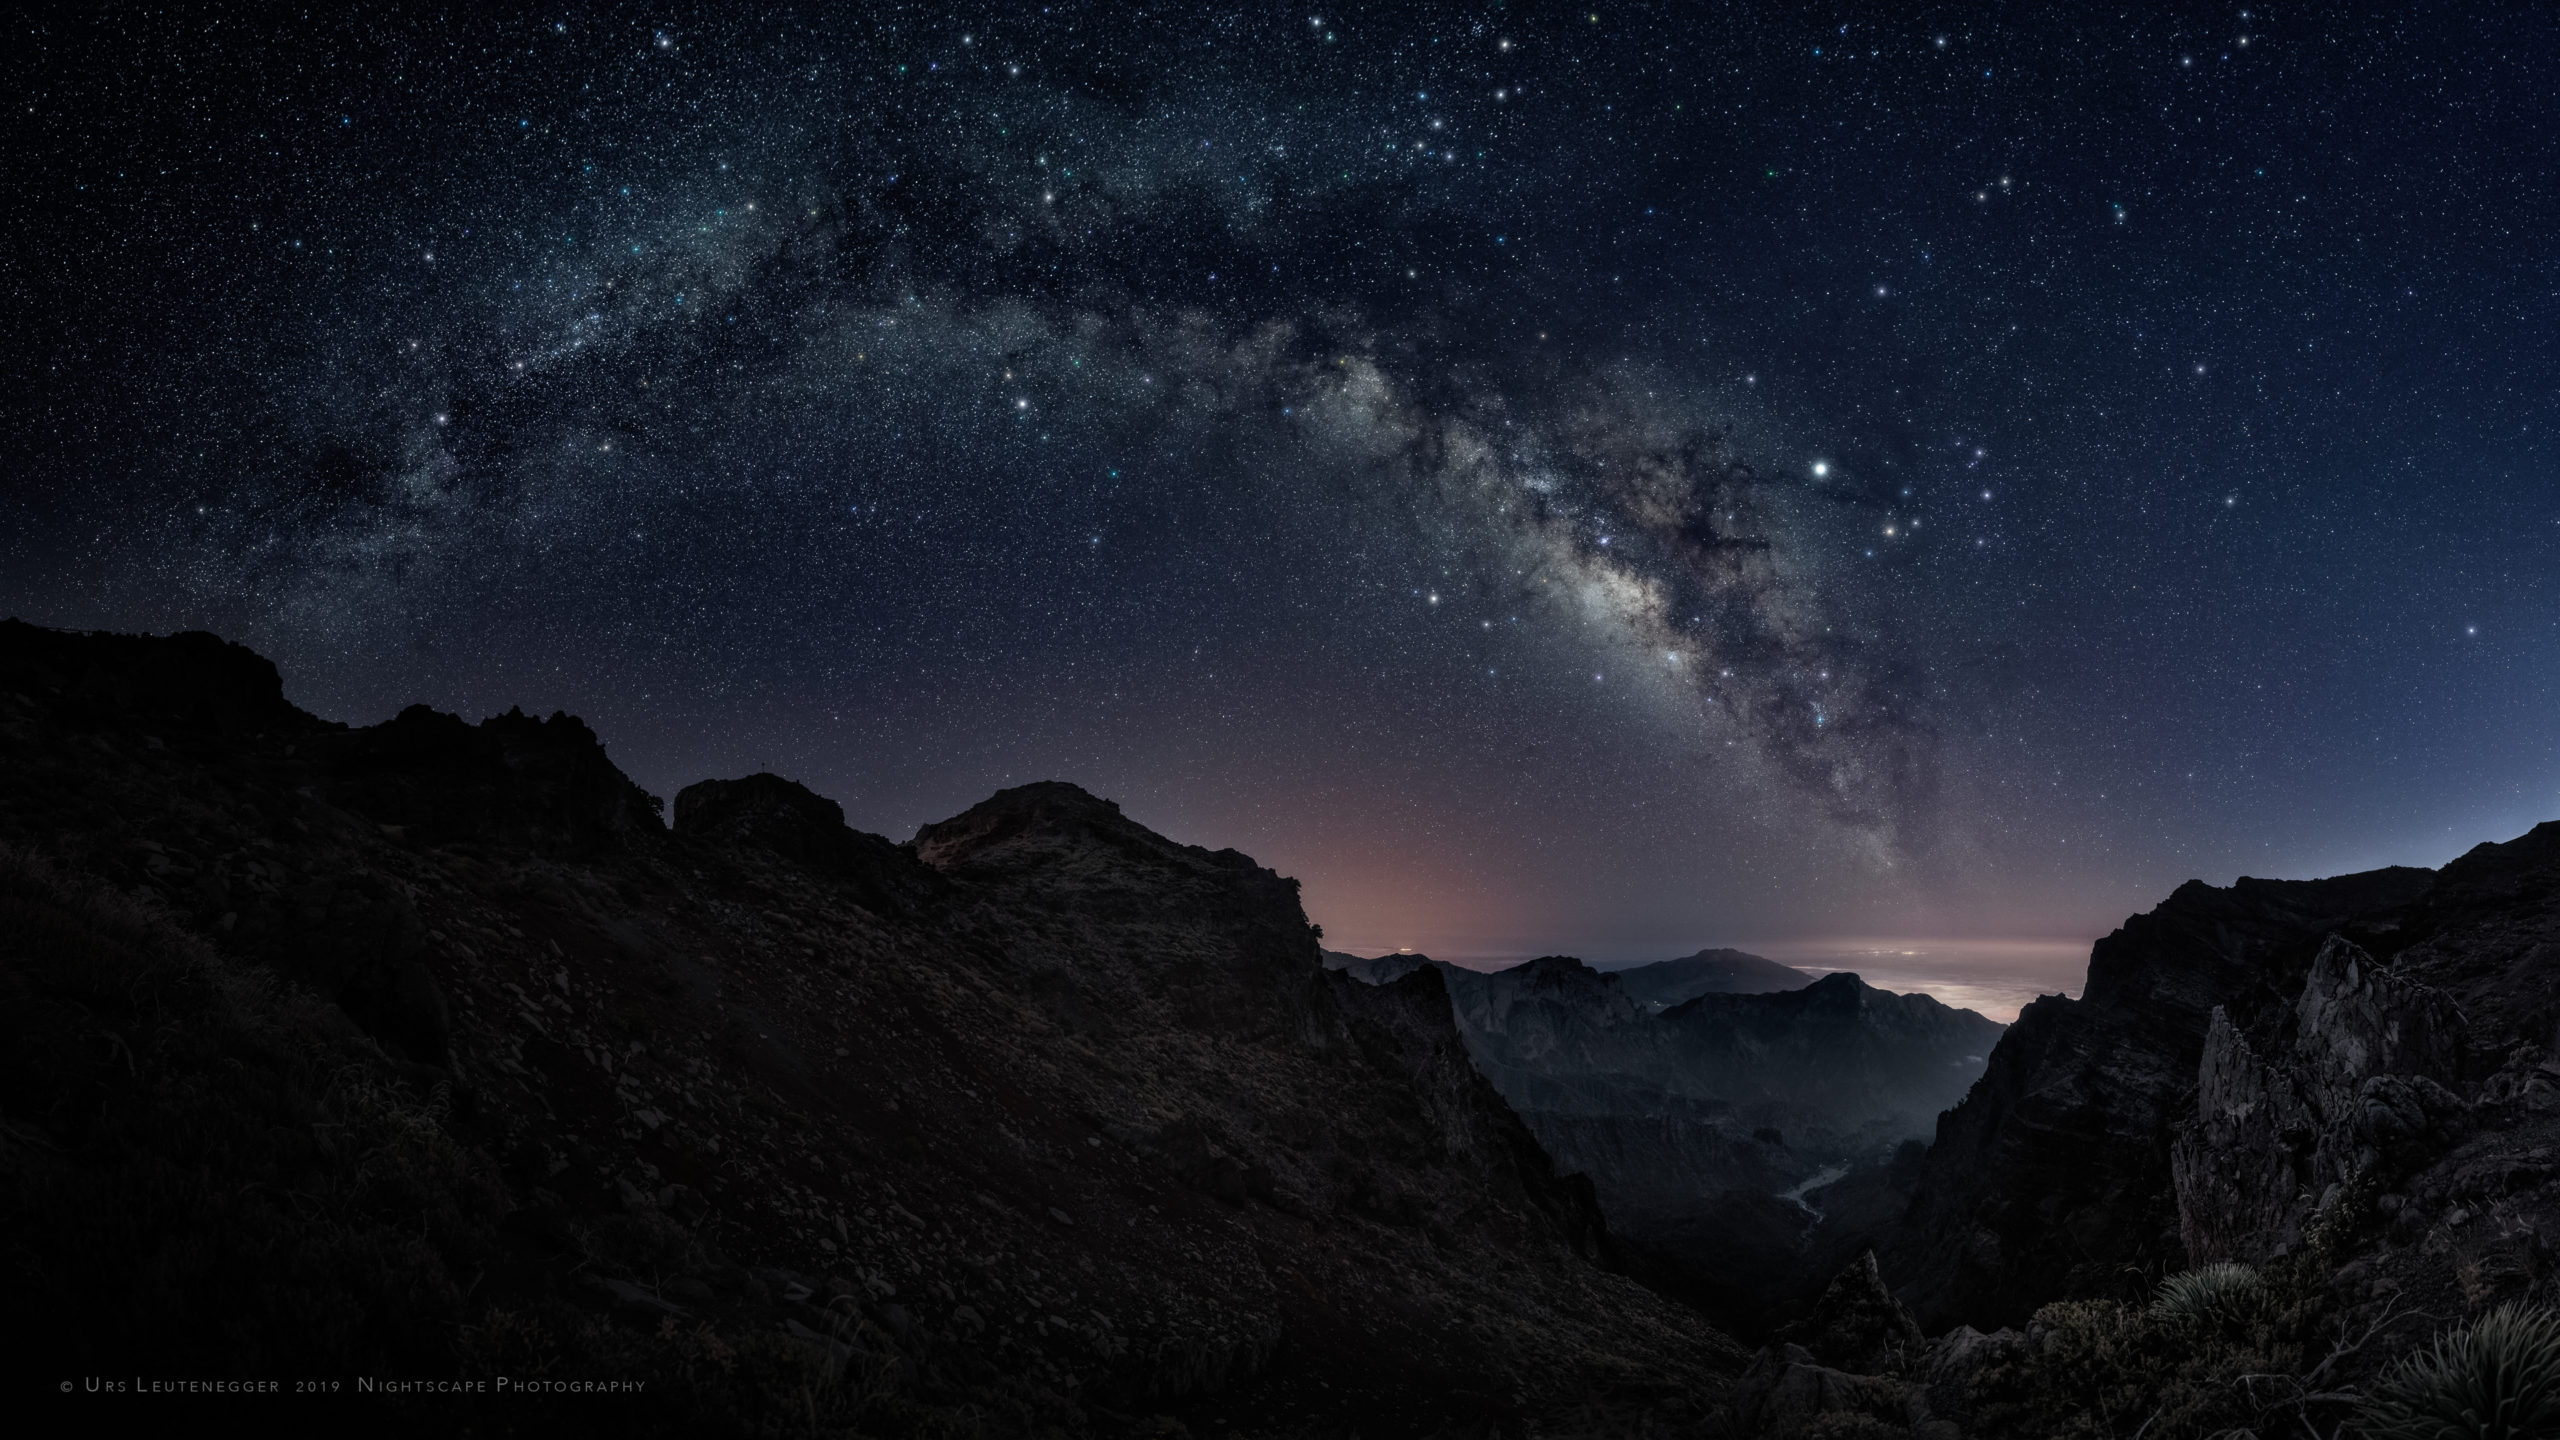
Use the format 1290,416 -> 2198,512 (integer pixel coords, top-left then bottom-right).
1725,1346 -> 1949,1439
1778,1249 -> 1927,1374
1722,1253 -> 1956,1439
1874,866 -> 2434,1328
1862,820 -> 2560,1355
2165,824 -> 2560,1339
328,703 -> 666,854
0,622 -> 1739,1435
673,772 -> 943,914
2172,936 -> 2466,1264
0,618 -> 309,737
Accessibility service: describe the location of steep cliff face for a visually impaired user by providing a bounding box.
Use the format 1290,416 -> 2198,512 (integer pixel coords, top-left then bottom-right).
0,623 -> 1738,1435
2172,936 -> 2466,1265
1709,827 -> 2560,1437
1877,866 -> 2434,1329
2163,823 -> 2560,1330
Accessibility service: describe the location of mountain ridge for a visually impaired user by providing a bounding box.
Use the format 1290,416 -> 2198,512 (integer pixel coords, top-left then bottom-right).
1325,945 -> 2000,1333
0,619 -> 1740,1435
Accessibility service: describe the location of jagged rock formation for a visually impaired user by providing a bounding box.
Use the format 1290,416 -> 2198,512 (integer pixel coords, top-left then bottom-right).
1872,866 -> 2434,1328
2162,823 -> 2560,1336
2172,935 -> 2466,1265
1721,1253 -> 1955,1439
0,621 -> 1739,1435
1865,821 -> 2560,1357
1610,947 -> 1814,1010
1705,820 -> 2560,1436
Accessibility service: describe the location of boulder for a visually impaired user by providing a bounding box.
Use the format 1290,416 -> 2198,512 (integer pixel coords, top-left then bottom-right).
1779,1251 -> 1926,1375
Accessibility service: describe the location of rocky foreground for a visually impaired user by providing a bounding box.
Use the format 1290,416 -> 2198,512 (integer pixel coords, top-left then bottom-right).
1740,822 -> 2560,1436
14,618 -> 2560,1439
0,621 -> 1740,1436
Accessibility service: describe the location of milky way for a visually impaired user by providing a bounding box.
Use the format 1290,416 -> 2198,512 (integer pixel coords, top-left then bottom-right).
7,5 -> 2556,965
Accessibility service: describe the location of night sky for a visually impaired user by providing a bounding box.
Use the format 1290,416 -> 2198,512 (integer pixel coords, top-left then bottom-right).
6,5 -> 2555,1004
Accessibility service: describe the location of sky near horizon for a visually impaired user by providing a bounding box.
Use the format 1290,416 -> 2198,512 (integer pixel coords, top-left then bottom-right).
6,4 -> 2555,1005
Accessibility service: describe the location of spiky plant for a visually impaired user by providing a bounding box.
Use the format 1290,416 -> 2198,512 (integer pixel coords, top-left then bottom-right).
2149,1262 -> 2264,1325
2358,1302 -> 2560,1440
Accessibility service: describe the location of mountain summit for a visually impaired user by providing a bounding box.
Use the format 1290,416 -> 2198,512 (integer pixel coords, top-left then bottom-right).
1610,947 -> 1815,1009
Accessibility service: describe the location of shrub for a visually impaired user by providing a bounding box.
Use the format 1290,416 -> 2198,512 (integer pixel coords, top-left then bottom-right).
2150,1263 -> 2265,1326
2357,1302 -> 2560,1440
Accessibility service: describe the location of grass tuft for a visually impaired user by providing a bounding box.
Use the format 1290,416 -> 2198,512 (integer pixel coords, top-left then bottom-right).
2149,1263 -> 2265,1326
2356,1302 -> 2560,1440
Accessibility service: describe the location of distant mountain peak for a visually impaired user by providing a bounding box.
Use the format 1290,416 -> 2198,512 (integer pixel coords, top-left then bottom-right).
1613,947 -> 1814,1010
1322,949 -> 1434,986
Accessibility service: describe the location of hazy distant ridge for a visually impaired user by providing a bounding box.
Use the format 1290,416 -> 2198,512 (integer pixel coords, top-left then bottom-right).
1603,948 -> 1814,1009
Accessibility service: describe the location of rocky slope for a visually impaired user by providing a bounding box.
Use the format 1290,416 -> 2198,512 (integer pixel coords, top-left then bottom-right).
1695,819 -> 2560,1439
0,621 -> 1741,1436
1867,866 -> 2434,1329
2166,823 -> 2560,1332
1720,827 -> 2560,1436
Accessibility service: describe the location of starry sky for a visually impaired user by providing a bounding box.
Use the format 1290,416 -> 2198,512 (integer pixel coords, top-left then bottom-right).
6,4 -> 2556,1000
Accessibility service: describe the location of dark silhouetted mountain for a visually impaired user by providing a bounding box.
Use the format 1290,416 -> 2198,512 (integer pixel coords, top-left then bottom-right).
0,621 -> 1739,1436
1860,866 -> 2432,1329
2162,824 -> 2560,1326
1318,947 -> 1431,987
1610,947 -> 1814,1009
1741,826 -> 2560,1436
